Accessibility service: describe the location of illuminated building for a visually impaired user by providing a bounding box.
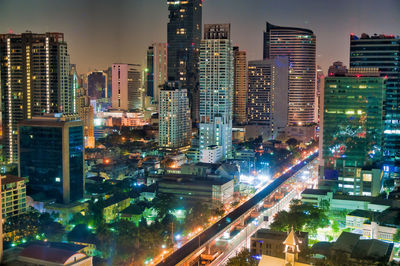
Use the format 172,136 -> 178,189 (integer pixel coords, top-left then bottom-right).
320,68 -> 385,196
328,61 -> 347,76
199,24 -> 233,159
146,43 -> 167,106
112,63 -> 142,111
74,67 -> 95,148
1,175 -> 27,220
167,0 -> 202,122
200,145 -> 222,164
97,110 -> 148,127
263,22 -> 316,126
0,32 -> 72,164
87,71 -> 107,100
247,57 -> 289,140
350,33 -> 400,171
159,82 -> 191,150
18,114 -> 84,204
315,66 -> 324,124
233,46 -> 247,125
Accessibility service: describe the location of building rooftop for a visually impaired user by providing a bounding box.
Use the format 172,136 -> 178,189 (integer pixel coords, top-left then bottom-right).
332,232 -> 361,253
347,209 -> 374,219
1,175 -> 25,185
351,33 -> 399,40
301,189 -> 331,196
103,195 -> 130,208
19,243 -> 86,264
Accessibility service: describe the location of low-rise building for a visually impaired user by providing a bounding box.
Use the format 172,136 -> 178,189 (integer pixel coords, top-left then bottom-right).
251,229 -> 308,259
201,145 -> 223,164
1,175 -> 27,220
103,196 -> 130,223
157,174 -> 234,206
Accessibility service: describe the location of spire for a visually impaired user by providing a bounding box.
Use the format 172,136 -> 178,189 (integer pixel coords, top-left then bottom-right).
284,227 -> 301,265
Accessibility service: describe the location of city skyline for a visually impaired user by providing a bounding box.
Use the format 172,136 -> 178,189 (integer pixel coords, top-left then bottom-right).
1,0 -> 399,74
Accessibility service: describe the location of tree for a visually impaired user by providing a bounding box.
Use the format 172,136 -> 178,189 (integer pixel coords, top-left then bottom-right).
152,193 -> 177,219
286,138 -> 298,149
393,228 -> 400,243
41,222 -> 65,242
226,248 -> 257,266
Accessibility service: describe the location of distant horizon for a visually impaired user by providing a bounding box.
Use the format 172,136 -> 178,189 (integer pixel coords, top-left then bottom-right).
1,0 -> 399,75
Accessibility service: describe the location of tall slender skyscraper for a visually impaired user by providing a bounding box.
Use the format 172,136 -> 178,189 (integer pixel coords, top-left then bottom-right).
159,82 -> 191,150
233,46 -> 247,125
350,33 -> 400,172
199,24 -> 233,159
0,32 -> 72,163
146,43 -> 168,106
263,22 -> 316,126
247,57 -> 289,139
112,64 -> 142,111
167,0 -> 202,122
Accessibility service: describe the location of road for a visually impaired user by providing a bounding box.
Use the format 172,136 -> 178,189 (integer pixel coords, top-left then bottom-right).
157,151 -> 318,266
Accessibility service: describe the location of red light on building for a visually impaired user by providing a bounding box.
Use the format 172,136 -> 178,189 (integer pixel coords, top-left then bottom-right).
356,74 -> 361,78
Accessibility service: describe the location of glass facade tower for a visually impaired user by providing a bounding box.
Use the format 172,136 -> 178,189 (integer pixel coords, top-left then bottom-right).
167,0 -> 202,122
350,33 -> 400,171
18,115 -> 84,204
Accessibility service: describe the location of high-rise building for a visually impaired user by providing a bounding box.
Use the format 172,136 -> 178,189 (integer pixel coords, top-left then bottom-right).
263,22 -> 316,126
1,175 -> 27,220
146,43 -> 167,106
87,71 -> 107,100
320,68 -> 385,195
0,32 -> 72,163
105,67 -> 113,101
18,114 -> 84,204
74,68 -> 95,148
199,24 -> 233,159
112,64 -> 142,111
247,57 -> 289,139
350,33 -> 400,172
159,82 -> 191,150
316,66 -> 325,124
167,0 -> 202,122
233,46 -> 247,125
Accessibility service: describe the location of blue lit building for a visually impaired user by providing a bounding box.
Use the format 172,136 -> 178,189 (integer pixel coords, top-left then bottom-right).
18,114 -> 84,204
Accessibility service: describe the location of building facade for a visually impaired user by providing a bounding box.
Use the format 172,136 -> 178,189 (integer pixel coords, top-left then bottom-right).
200,145 -> 222,164
18,114 -> 84,204
167,0 -> 202,122
1,175 -> 27,220
263,22 -> 316,126
159,82 -> 191,150
0,32 -> 72,163
247,57 -> 289,139
146,43 -> 167,106
233,46 -> 247,125
112,63 -> 142,111
199,24 -> 233,159
350,33 -> 400,172
320,68 -> 385,196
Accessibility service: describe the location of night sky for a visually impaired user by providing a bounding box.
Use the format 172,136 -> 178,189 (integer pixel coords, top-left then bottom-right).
1,0 -> 399,74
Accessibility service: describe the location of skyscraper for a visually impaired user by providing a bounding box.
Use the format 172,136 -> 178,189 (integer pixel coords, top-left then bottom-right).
146,43 -> 168,106
0,32 -> 72,163
87,71 -> 107,100
316,66 -> 325,124
167,0 -> 202,122
247,57 -> 289,139
18,114 -> 84,204
263,22 -> 316,126
233,46 -> 247,125
320,68 -> 385,195
350,33 -> 400,172
199,24 -> 233,159
112,63 -> 142,111
159,82 -> 191,150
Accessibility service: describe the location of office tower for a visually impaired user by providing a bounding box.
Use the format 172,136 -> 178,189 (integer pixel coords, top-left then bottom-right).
75,71 -> 95,148
69,64 -> 80,114
18,114 -> 84,204
316,66 -> 325,123
167,0 -> 202,122
199,24 -> 233,159
146,43 -> 168,106
112,64 -> 142,111
320,68 -> 385,195
328,61 -> 348,76
0,32 -> 72,164
159,82 -> 191,150
87,71 -> 107,100
105,67 -> 113,100
233,46 -> 247,125
1,175 -> 27,220
350,33 -> 400,172
263,22 -> 316,126
247,57 -> 289,139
